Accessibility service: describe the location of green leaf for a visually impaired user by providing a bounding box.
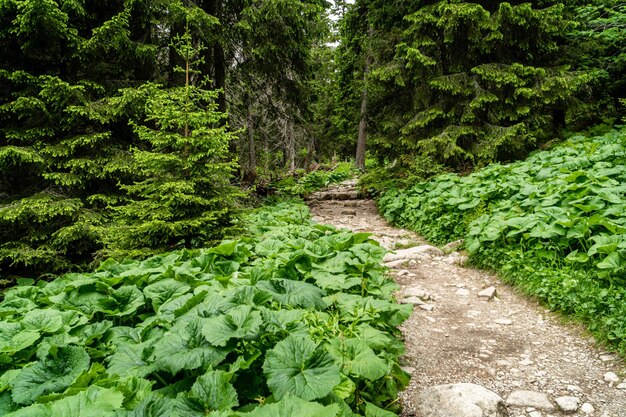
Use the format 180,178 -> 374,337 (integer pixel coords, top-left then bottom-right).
597,252 -> 624,270
48,386 -> 124,417
153,318 -> 228,374
263,335 -> 341,401
99,286 -> 145,316
188,370 -> 238,411
236,395 -> 340,417
11,346 -> 90,405
21,310 -> 64,334
311,270 -> 361,291
143,279 -> 191,311
256,279 -> 326,309
364,402 -> 397,417
201,305 -> 262,347
107,343 -> 155,378
326,338 -> 390,381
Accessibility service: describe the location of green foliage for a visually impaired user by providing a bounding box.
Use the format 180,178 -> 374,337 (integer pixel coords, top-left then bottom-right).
102,30 -> 240,258
0,201 -> 410,415
271,162 -> 355,197
378,127 -> 626,353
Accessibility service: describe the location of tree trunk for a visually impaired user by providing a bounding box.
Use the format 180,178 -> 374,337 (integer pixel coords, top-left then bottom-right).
356,54 -> 370,171
286,120 -> 296,173
247,111 -> 256,179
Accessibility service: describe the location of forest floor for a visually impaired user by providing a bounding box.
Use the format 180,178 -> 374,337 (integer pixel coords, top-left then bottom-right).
307,180 -> 626,417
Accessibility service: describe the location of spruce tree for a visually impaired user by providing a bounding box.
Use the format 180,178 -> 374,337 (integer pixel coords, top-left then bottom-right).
103,28 -> 240,258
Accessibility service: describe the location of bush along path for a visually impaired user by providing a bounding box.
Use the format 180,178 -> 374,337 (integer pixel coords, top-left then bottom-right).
0,202 -> 410,417
307,180 -> 626,417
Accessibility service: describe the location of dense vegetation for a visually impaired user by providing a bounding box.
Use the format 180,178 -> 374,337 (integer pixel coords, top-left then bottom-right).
0,201 -> 410,416
378,127 -> 626,353
1,0 -> 626,413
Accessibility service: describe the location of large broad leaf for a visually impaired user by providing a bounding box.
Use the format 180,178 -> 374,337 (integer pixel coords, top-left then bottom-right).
597,252 -> 625,270
326,338 -> 390,381
98,286 -> 145,316
11,346 -> 90,405
48,386 -> 124,417
152,318 -> 228,374
143,279 -> 191,311
201,305 -> 262,347
188,370 -> 238,411
106,343 -> 155,378
236,395 -> 340,417
46,290 -> 108,317
364,402 -> 397,417
116,392 -> 178,417
20,309 -> 64,334
311,270 -> 361,291
256,279 -> 326,309
263,335 -> 340,401
4,403 -> 50,417
0,321 -> 40,354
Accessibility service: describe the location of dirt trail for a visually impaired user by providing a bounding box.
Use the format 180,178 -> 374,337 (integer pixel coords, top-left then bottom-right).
307,180 -> 626,417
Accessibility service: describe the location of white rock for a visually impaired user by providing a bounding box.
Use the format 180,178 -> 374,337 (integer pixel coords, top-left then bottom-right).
555,396 -> 579,413
494,319 -> 513,325
453,255 -> 469,266
478,286 -> 497,300
385,259 -> 408,268
419,304 -> 434,311
580,403 -> 595,414
443,239 -> 464,251
519,359 -> 534,366
397,269 -> 411,276
408,259 -> 418,267
599,355 -> 614,362
404,287 -> 430,300
383,245 -> 444,262
528,412 -> 542,417
506,391 -> 555,411
603,372 -> 619,383
617,383 -> 626,389
456,288 -> 470,297
414,383 -> 508,417
402,296 -> 424,305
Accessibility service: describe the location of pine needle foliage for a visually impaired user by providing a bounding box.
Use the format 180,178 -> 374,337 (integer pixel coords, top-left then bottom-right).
103,29 -> 240,260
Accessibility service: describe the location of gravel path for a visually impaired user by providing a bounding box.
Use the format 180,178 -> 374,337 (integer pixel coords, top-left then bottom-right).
307,180 -> 626,417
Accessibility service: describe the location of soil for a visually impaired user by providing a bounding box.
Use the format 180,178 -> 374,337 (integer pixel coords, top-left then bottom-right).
307,180 -> 626,417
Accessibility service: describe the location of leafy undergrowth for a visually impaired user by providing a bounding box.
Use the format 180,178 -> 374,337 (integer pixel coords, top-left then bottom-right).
271,162 -> 355,197
378,127 -> 626,353
0,201 -> 410,417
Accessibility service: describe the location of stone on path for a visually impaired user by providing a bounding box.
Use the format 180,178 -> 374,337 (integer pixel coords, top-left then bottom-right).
402,296 -> 424,305
478,286 -> 497,300
383,245 -> 444,262
555,396 -> 579,413
603,371 -> 619,383
414,383 -> 509,417
617,383 -> 626,389
443,239 -> 464,252
419,304 -> 434,311
455,288 -> 470,297
494,319 -> 513,325
580,402 -> 595,414
506,390 -> 555,411
404,287 -> 430,300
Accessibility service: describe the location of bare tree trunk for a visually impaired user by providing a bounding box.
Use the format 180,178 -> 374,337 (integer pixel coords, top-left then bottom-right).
247,111 -> 256,179
287,121 -> 296,173
356,54 -> 370,171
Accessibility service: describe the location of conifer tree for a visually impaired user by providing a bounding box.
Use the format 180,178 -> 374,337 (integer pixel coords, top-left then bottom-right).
104,28 -> 240,258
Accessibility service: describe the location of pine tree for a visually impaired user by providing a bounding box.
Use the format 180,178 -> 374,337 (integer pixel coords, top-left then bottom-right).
103,28 -> 240,258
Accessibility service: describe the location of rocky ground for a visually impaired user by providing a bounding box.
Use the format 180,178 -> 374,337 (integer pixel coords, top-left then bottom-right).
307,180 -> 626,417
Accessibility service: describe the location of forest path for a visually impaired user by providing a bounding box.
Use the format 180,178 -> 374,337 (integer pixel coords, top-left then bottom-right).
307,180 -> 626,417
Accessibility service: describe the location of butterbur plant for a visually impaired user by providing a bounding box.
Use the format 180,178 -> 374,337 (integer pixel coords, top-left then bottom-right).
0,201 -> 411,416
